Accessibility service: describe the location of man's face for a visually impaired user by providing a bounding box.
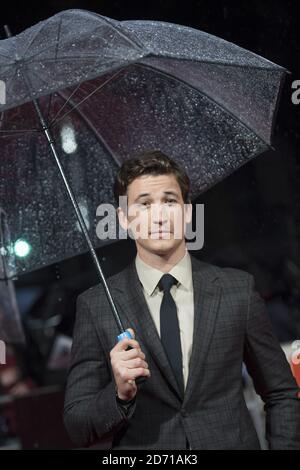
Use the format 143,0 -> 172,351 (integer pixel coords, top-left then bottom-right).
117,173 -> 192,256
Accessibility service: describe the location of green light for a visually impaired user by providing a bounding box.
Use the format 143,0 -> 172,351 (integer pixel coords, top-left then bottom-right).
14,239 -> 32,258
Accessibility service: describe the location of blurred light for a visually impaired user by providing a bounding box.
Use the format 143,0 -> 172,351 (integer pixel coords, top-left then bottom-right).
60,123 -> 78,154
14,239 -> 32,258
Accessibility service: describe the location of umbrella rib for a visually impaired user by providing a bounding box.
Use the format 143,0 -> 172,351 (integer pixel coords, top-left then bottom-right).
14,59 -> 125,133
49,68 -> 126,126
48,83 -> 83,124
199,59 -> 282,71
15,39 -> 94,63
45,21 -> 62,122
11,59 -> 116,126
12,10 -> 144,64
7,61 -> 124,127
141,55 -> 283,71
90,11 -> 145,51
19,19 -> 61,62
24,11 -> 144,62
3,20 -> 63,106
56,89 -> 122,168
7,19 -> 62,64
22,64 -> 97,127
54,15 -> 62,61
134,61 -> 271,146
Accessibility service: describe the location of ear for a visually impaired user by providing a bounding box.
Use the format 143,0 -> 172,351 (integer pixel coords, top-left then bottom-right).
184,202 -> 193,224
117,206 -> 129,231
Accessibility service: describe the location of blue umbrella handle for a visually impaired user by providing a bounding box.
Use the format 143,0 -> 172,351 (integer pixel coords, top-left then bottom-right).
117,330 -> 147,385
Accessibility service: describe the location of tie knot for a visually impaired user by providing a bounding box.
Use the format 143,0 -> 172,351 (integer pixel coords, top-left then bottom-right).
158,273 -> 177,293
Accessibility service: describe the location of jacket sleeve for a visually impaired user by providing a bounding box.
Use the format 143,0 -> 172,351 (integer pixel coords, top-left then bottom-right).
63,292 -> 136,447
243,274 -> 300,450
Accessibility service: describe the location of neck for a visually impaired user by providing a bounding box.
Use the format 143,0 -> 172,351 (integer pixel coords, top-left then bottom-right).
136,241 -> 187,273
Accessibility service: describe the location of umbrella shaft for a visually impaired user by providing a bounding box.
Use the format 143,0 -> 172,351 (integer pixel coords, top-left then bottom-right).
32,98 -> 125,334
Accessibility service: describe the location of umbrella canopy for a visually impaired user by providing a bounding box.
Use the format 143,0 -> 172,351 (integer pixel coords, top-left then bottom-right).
0,9 -> 286,277
0,208 -> 24,342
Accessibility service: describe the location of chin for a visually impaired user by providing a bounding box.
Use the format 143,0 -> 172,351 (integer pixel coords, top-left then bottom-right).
140,238 -> 182,254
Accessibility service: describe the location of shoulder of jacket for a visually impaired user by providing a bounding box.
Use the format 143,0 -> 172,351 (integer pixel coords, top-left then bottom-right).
76,262 -> 131,304
190,254 -> 253,286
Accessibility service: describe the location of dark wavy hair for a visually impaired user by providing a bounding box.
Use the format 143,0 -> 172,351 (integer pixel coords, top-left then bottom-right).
113,150 -> 191,205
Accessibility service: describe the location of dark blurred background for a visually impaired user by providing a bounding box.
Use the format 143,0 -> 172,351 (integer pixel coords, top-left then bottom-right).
0,0 -> 300,449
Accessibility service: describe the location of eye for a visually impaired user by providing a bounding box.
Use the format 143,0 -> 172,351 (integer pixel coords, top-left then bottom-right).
140,201 -> 151,208
166,199 -> 177,204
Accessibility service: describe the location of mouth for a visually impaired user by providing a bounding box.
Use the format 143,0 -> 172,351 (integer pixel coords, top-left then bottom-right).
149,231 -> 173,238
150,231 -> 171,234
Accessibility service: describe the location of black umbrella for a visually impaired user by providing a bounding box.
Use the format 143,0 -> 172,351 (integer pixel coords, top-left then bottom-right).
0,9 -> 286,340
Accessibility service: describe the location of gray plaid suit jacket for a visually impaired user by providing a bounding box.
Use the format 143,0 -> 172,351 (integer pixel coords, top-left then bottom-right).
64,255 -> 300,449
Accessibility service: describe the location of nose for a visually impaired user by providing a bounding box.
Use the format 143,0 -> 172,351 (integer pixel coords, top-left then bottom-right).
149,204 -> 171,233
151,203 -> 169,223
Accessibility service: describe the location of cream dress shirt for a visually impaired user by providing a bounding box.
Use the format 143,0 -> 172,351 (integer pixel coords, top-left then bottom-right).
135,250 -> 194,389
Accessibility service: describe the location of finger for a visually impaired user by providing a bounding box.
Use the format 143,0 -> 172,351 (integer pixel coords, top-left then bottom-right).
122,358 -> 148,369
126,368 -> 150,380
118,367 -> 150,382
114,338 -> 140,352
121,348 -> 145,360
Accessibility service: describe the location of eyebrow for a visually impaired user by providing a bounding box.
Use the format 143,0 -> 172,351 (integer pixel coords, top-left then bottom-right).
133,190 -> 180,203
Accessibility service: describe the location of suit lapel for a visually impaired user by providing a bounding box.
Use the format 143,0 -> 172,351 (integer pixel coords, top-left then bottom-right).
183,256 -> 222,405
110,256 -> 222,404
112,260 -> 184,401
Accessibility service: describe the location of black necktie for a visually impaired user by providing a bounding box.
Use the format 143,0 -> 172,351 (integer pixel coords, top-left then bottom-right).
159,273 -> 184,395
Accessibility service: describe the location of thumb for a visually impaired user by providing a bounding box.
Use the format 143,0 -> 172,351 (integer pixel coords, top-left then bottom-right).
126,328 -> 135,339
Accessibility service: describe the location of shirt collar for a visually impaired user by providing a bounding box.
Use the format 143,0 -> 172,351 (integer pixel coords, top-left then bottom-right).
135,249 -> 193,296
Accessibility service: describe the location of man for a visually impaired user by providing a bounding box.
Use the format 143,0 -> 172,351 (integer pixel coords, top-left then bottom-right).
64,151 -> 300,450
